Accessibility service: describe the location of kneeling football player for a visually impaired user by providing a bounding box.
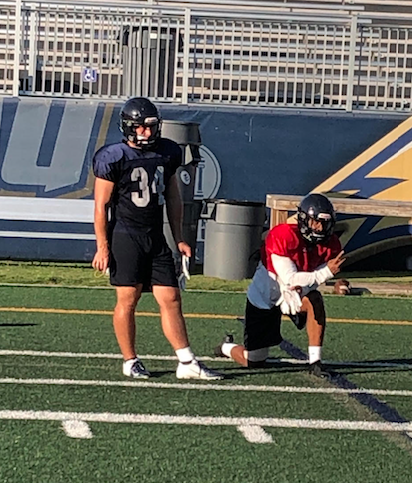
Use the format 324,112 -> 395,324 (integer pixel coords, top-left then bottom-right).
215,193 -> 345,377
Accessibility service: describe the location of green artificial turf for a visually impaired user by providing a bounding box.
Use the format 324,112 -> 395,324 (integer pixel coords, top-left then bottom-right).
0,286 -> 411,482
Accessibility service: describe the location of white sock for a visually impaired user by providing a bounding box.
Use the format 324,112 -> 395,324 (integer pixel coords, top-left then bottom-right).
308,346 -> 322,364
221,343 -> 237,359
175,347 -> 195,364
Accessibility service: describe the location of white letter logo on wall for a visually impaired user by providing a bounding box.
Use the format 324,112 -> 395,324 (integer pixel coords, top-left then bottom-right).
193,145 -> 222,254
194,146 -> 221,200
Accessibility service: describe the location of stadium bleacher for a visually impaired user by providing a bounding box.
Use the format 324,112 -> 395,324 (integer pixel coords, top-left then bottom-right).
0,0 -> 411,111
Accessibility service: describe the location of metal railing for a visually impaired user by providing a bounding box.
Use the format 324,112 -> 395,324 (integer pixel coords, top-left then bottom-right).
1,0 -> 412,111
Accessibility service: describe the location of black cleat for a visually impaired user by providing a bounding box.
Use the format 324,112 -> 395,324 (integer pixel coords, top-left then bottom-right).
308,360 -> 329,378
289,313 -> 307,330
214,334 -> 234,357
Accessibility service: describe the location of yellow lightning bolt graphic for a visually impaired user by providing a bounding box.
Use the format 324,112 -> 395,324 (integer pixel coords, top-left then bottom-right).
367,141 -> 412,201
315,116 -> 412,197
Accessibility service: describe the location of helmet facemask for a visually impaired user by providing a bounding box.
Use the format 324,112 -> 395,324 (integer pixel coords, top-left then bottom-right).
119,97 -> 162,148
121,117 -> 162,148
297,204 -> 336,245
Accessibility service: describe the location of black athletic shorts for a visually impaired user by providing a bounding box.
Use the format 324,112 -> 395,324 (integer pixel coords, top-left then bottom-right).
109,229 -> 178,288
244,299 -> 283,351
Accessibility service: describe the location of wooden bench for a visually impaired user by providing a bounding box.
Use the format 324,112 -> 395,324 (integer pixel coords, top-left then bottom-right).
266,194 -> 412,228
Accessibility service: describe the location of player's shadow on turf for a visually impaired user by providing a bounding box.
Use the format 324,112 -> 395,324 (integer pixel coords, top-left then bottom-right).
219,357 -> 412,378
145,370 -> 236,379
372,358 -> 412,365
0,323 -> 38,327
222,361 -> 307,378
144,370 -> 175,378
148,369 -> 240,380
325,359 -> 412,375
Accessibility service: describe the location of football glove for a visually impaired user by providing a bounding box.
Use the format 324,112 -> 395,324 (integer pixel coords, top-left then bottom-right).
178,255 -> 191,291
276,285 -> 302,315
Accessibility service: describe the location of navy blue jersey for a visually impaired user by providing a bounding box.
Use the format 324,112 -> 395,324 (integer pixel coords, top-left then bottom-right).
93,138 -> 182,233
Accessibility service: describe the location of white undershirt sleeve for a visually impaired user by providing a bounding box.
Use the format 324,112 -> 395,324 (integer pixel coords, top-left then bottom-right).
271,253 -> 334,295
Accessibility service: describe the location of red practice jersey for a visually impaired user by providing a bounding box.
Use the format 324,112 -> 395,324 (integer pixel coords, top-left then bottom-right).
262,224 -> 341,275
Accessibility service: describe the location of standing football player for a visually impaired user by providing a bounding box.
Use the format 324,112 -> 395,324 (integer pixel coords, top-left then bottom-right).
215,193 -> 345,377
92,97 -> 223,380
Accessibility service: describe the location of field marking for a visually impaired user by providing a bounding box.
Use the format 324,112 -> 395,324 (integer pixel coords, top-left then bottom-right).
1,410 -> 412,433
1,376 -> 412,398
238,425 -> 273,443
327,318 -> 412,326
0,306 -> 234,319
0,283 -> 410,301
0,349 -> 123,360
0,349 -> 411,370
0,349 -> 179,361
0,305 -> 411,325
62,420 -> 93,439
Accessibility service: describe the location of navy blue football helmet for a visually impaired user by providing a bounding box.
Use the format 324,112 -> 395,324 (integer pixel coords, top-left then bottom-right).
297,193 -> 336,245
119,97 -> 162,147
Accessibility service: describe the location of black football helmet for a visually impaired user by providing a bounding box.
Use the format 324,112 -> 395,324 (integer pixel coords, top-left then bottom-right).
297,193 -> 336,245
119,97 -> 162,147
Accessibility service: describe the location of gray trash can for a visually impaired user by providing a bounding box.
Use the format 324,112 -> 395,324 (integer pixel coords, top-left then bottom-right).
201,199 -> 266,280
162,121 -> 202,272
163,200 -> 202,272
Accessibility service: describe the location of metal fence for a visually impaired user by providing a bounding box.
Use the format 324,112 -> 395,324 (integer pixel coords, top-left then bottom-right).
1,0 -> 412,111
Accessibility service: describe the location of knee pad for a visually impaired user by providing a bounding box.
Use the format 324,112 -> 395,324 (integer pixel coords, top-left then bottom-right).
246,347 -> 269,368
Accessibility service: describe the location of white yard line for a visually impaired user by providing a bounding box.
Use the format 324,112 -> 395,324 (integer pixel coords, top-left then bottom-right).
0,349 -> 411,370
0,306 -> 411,325
1,377 -> 411,398
1,410 -> 412,433
0,349 -> 240,362
0,283 -> 408,300
0,350 -> 124,360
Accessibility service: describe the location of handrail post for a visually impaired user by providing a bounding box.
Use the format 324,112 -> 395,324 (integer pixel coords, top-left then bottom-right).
27,6 -> 37,94
181,8 -> 191,104
12,0 -> 22,97
346,13 -> 358,112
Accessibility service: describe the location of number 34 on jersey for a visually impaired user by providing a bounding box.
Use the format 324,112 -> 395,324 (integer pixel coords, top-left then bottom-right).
131,166 -> 165,207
